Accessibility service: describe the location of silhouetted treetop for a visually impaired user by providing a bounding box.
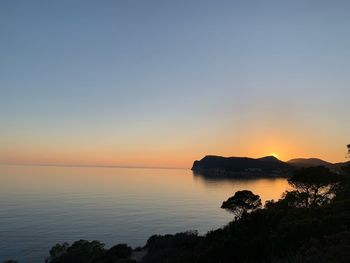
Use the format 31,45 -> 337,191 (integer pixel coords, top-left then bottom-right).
287,166 -> 343,207
221,190 -> 261,219
45,239 -> 134,263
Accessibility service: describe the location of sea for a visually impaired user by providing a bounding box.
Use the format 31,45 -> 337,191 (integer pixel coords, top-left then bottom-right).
0,165 -> 290,262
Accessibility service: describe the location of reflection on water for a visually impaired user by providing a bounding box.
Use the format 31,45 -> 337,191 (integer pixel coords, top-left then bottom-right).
193,172 -> 291,202
0,165 -> 289,262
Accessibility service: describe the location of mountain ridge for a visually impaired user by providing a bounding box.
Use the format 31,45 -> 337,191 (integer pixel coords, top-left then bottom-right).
192,155 -> 349,177
192,155 -> 292,177
287,158 -> 333,168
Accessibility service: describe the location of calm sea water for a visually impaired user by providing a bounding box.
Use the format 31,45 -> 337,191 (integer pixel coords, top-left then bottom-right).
0,165 -> 289,262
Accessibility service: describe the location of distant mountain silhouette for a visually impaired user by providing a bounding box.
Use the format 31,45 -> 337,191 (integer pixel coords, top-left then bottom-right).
336,160 -> 350,167
192,155 -> 292,177
287,158 -> 333,168
192,155 -> 350,177
288,158 -> 350,174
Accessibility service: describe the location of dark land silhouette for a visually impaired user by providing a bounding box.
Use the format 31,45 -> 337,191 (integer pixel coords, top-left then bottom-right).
287,157 -> 334,168
192,155 -> 292,177
288,158 -> 350,171
192,155 -> 350,177
3,150 -> 350,263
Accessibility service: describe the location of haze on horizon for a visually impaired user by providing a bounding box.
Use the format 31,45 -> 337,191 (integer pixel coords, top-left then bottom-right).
1,1 -> 349,168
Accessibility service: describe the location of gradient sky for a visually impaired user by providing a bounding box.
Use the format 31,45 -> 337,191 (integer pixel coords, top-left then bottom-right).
1,0 -> 350,168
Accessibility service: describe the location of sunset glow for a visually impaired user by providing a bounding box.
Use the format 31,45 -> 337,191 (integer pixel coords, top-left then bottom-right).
0,1 -> 349,168
270,153 -> 279,159
1,2 -> 350,263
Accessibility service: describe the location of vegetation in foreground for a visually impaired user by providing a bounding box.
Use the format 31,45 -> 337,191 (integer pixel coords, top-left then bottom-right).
3,150 -> 350,263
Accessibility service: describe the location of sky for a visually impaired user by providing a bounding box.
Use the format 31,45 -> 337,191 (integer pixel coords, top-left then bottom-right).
1,0 -> 350,168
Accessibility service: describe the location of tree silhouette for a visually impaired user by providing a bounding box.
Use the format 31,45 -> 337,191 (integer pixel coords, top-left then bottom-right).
221,190 -> 261,219
288,166 -> 343,207
46,240 -> 105,263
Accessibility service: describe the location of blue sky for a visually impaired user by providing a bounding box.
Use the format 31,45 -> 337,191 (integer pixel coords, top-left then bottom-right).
1,1 -> 350,167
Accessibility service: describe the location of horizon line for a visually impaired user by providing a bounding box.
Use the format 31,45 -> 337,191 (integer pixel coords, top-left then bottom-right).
0,162 -> 189,170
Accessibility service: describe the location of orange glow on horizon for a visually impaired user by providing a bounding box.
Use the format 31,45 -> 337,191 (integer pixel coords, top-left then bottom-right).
0,141 -> 347,169
0,124 -> 347,168
269,153 -> 279,158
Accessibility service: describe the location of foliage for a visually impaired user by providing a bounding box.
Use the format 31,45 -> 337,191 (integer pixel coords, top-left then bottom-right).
296,231 -> 350,263
45,240 -> 134,263
48,242 -> 69,260
287,166 -> 343,207
221,190 -> 262,219
105,244 -> 132,260
141,164 -> 349,262
142,231 -> 201,263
